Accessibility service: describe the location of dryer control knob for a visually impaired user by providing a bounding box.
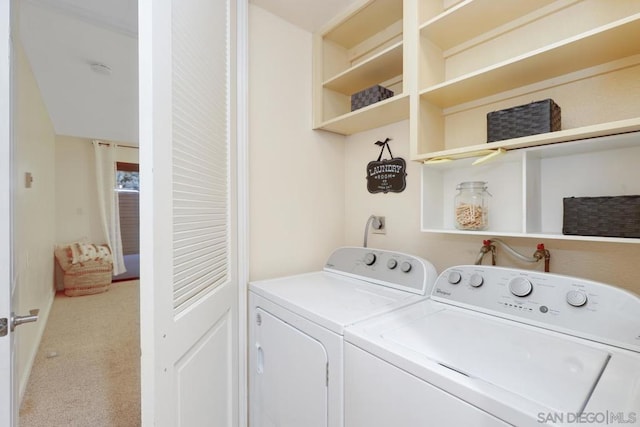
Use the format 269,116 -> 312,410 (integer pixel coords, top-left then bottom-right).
364,253 -> 377,266
566,290 -> 588,307
448,271 -> 462,284
400,261 -> 412,273
469,273 -> 484,288
387,259 -> 398,269
509,277 -> 533,297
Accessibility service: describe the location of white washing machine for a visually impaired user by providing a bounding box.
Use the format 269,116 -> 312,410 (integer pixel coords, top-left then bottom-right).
248,246 -> 438,427
345,265 -> 640,427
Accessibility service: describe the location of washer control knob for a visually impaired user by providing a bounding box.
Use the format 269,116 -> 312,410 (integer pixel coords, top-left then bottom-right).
509,277 -> 533,297
469,273 -> 484,288
364,253 -> 377,266
387,259 -> 398,270
448,271 -> 462,284
566,290 -> 588,307
400,261 -> 412,273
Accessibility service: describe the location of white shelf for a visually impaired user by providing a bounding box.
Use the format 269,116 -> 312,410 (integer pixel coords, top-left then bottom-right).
420,14 -> 640,108
420,0 -> 556,51
419,229 -> 640,244
323,42 -> 403,94
421,131 -> 640,243
315,93 -> 409,135
414,118 -> 640,162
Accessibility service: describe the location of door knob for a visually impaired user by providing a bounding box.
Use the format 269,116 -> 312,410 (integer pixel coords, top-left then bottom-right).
10,309 -> 40,332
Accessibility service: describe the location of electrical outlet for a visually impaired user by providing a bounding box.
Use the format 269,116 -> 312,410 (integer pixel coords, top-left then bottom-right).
372,216 -> 386,234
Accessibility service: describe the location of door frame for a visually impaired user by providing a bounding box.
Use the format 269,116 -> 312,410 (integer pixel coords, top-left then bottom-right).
236,0 -> 249,425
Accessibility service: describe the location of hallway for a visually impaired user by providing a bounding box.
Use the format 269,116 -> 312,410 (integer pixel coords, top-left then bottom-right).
19,280 -> 140,426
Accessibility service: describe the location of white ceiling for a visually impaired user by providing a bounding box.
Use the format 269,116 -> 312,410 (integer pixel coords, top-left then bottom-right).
20,0 -> 138,143
19,0 -> 354,144
250,0 -> 357,33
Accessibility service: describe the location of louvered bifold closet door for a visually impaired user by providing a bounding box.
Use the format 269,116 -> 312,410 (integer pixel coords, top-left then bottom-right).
172,0 -> 230,313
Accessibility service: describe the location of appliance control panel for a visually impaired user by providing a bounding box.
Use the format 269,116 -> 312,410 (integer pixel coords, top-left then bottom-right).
432,265 -> 640,352
324,247 -> 438,296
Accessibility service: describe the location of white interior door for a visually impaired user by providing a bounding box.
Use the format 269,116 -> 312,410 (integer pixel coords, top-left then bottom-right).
139,0 -> 240,425
0,0 -> 15,425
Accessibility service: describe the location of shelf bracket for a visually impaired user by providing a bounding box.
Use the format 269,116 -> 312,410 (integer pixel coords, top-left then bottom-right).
423,148 -> 507,165
422,157 -> 453,164
472,148 -> 507,165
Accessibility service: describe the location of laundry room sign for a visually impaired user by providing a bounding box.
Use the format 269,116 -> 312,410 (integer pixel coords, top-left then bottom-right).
366,138 -> 407,194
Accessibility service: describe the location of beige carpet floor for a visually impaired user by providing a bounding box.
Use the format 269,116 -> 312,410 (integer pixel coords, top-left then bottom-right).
19,280 -> 141,427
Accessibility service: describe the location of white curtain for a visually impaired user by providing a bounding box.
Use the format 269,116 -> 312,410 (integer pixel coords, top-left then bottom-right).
93,140 -> 126,275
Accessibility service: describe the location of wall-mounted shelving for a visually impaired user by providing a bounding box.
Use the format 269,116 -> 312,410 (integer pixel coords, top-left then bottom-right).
421,131 -> 640,243
414,0 -> 640,159
313,0 -> 640,242
415,0 -> 640,241
313,0 -> 406,135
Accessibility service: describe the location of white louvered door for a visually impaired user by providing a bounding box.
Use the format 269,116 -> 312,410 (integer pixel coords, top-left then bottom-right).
139,0 -> 238,425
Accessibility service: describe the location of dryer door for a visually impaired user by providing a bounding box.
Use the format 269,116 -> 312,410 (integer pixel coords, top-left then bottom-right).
251,308 -> 328,427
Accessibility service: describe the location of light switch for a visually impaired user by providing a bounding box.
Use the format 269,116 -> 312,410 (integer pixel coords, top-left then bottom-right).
25,172 -> 33,188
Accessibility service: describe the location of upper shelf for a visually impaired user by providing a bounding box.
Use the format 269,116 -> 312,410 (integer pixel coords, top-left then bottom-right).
322,0 -> 403,48
315,93 -> 409,135
420,0 -> 557,51
323,42 -> 403,94
420,14 -> 640,108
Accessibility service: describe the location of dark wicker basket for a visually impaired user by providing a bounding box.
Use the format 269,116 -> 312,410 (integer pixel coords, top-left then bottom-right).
351,85 -> 394,111
563,196 -> 640,238
487,99 -> 561,142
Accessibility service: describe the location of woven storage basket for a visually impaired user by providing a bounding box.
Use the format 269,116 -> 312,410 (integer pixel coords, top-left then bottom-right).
62,262 -> 112,297
487,99 -> 561,142
351,85 -> 393,111
562,195 -> 640,238
54,245 -> 113,296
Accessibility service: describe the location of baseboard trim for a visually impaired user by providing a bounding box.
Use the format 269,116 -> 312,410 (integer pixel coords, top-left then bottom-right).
18,287 -> 55,404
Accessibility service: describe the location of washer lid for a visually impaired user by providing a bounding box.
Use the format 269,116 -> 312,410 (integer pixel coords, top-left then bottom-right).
382,306 -> 610,413
250,271 -> 424,335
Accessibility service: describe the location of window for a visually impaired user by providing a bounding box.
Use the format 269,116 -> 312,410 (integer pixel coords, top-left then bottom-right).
116,162 -> 140,257
116,162 -> 139,192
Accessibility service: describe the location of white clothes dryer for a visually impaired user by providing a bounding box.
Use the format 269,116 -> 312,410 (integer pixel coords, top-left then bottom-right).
248,247 -> 438,427
345,265 -> 640,427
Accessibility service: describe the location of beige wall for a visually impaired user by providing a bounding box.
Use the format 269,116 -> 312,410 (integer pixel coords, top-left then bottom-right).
249,6 -> 345,281
54,135 -> 104,244
344,120 -> 640,295
14,41 -> 56,399
54,136 -> 138,246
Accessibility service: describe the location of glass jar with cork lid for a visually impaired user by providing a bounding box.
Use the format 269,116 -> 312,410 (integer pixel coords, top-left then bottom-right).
454,181 -> 490,230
